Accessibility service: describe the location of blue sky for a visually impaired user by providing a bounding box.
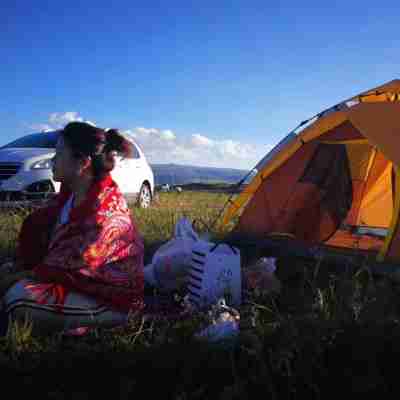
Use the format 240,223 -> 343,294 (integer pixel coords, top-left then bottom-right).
1,1 -> 399,168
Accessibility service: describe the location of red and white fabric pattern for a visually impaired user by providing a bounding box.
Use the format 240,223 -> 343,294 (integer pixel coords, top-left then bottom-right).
3,174 -> 144,332
3,279 -> 128,333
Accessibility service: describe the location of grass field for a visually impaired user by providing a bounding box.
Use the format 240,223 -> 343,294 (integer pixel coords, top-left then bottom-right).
1,191 -> 400,398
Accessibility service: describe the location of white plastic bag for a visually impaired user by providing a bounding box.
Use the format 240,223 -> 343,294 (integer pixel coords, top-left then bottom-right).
194,298 -> 240,343
172,217 -> 200,242
145,217 -> 200,291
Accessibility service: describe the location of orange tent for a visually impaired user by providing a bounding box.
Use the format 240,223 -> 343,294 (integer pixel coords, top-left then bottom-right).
222,79 -> 400,262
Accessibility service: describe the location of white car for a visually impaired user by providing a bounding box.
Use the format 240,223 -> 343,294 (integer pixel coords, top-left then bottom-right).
0,130 -> 154,208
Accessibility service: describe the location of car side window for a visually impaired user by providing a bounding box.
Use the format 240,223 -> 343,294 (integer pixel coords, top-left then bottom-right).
118,143 -> 141,161
132,144 -> 141,159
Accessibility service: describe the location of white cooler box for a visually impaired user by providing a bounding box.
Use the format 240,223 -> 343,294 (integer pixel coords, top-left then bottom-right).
187,241 -> 241,309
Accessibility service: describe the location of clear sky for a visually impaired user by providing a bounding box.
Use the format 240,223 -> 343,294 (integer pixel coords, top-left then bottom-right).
1,1 -> 399,169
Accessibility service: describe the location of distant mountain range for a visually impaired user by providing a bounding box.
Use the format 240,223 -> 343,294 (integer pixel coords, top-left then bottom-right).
150,163 -> 251,186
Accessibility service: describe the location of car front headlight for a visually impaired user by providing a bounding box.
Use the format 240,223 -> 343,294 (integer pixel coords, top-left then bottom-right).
30,158 -> 53,170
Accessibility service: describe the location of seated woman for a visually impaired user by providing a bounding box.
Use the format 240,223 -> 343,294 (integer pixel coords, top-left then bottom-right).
0,122 -> 145,334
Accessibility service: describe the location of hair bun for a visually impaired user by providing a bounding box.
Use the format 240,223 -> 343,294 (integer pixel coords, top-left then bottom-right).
105,129 -> 135,158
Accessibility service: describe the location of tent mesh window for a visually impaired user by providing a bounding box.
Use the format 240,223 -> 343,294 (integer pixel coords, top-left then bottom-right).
299,143 -> 353,228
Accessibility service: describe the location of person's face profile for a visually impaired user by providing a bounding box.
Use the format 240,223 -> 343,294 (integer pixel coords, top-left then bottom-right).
52,136 -> 77,183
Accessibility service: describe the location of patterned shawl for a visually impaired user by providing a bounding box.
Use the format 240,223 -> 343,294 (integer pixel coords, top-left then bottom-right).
16,174 -> 144,313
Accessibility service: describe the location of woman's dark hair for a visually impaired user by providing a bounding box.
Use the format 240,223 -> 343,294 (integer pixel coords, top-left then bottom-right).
61,122 -> 135,180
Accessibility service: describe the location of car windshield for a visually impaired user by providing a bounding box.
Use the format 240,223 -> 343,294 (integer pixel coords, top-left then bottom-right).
2,131 -> 60,149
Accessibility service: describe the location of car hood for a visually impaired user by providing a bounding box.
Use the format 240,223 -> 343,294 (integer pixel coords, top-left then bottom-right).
0,148 -> 55,163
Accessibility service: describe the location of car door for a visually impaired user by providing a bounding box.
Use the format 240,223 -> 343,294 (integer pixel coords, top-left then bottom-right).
111,144 -> 143,196
125,143 -> 144,194
110,155 -> 128,193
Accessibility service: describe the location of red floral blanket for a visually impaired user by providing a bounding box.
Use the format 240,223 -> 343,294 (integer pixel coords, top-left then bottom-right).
16,175 -> 144,313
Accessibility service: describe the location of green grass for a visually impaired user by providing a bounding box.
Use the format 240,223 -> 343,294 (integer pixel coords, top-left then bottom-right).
1,191 -> 400,398
131,192 -> 234,261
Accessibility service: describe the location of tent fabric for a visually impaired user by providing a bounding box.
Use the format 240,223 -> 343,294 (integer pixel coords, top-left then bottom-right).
347,102 -> 400,166
316,120 -> 365,142
344,79 -> 400,103
324,230 -> 384,252
377,166 -> 400,261
222,136 -> 303,222
223,79 -> 400,262
236,141 -> 353,244
236,142 -> 318,239
357,155 -> 392,228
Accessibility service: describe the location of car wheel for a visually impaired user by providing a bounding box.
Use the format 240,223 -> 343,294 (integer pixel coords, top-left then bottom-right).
137,183 -> 152,208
